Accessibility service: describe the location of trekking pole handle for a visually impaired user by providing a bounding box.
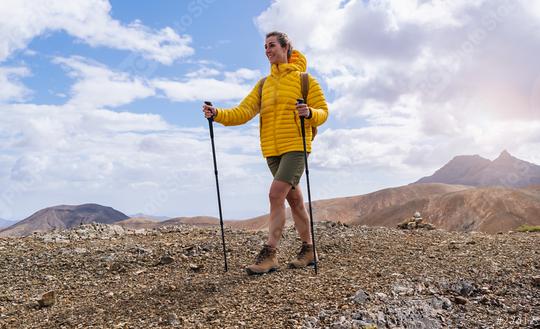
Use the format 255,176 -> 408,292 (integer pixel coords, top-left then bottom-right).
204,101 -> 214,122
297,98 -> 306,137
205,101 -> 214,138
297,98 -> 309,118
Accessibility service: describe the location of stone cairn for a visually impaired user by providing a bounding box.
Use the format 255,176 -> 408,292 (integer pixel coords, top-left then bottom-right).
397,211 -> 435,230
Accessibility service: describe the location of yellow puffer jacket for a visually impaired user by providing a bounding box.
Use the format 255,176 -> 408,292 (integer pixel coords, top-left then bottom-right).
214,50 -> 328,157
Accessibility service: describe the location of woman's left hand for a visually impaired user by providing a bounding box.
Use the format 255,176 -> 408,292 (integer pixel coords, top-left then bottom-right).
296,103 -> 310,118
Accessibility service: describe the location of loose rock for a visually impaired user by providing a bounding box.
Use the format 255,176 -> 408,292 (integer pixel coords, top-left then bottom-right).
352,289 -> 369,304
37,291 -> 55,308
0,222 -> 537,328
158,255 -> 175,265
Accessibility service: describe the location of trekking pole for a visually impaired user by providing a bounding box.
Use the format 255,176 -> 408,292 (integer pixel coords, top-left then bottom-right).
205,101 -> 228,272
297,98 -> 318,275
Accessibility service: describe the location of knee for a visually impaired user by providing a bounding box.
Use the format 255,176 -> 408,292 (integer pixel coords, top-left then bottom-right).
287,195 -> 304,210
269,190 -> 286,205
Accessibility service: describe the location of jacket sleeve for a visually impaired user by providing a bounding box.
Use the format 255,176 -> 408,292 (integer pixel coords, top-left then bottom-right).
214,81 -> 261,126
306,75 -> 329,127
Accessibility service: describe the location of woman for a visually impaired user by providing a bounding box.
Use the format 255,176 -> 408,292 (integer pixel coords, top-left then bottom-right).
203,31 -> 328,275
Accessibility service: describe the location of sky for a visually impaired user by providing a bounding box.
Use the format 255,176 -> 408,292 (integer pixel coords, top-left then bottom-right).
1,0 -> 540,221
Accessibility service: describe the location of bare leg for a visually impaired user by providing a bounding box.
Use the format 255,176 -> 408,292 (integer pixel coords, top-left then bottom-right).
286,185 -> 311,244
267,180 -> 292,248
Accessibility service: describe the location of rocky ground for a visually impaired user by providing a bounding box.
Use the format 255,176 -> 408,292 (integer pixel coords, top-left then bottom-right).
0,223 -> 539,329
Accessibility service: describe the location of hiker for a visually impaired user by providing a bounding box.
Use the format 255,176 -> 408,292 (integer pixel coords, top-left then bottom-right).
203,31 -> 328,274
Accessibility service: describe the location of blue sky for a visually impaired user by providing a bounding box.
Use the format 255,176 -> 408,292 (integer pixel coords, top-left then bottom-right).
1,0 -> 539,221
8,1 -> 274,125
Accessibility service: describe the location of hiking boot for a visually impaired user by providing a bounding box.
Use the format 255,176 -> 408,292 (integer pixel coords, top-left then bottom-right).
288,242 -> 317,269
245,244 -> 278,275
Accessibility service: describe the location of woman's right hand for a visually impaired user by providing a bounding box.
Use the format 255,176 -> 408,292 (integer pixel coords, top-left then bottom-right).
202,103 -> 217,119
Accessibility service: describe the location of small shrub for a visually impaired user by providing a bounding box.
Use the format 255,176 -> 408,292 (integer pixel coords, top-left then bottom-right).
516,225 -> 540,232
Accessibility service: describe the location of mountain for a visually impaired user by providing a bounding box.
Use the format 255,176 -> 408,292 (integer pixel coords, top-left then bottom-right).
0,204 -> 129,237
160,216 -> 220,227
354,186 -> 540,233
416,150 -> 540,187
229,183 -> 540,233
116,217 -> 159,230
231,183 -> 472,230
0,218 -> 17,229
128,213 -> 170,221
117,216 -> 221,230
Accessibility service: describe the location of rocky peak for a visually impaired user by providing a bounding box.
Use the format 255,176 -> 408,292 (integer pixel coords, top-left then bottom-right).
492,149 -> 514,163
416,150 -> 540,188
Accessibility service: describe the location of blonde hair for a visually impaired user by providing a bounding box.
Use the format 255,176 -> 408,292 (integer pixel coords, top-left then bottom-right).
266,31 -> 293,59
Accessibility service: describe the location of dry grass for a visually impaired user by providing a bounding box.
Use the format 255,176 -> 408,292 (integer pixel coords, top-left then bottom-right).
516,224 -> 540,232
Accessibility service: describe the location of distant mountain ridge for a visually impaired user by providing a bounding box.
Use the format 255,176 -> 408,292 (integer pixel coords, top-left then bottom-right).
229,183 -> 472,230
0,204 -> 129,237
415,150 -> 540,187
229,183 -> 540,233
128,213 -> 170,221
3,150 -> 539,237
117,216 -> 219,230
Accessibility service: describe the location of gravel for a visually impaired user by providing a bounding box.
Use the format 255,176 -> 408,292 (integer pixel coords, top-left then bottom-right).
0,222 -> 538,328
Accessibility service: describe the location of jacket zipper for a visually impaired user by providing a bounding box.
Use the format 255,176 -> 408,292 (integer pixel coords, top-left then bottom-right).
293,113 -> 302,137
273,76 -> 280,154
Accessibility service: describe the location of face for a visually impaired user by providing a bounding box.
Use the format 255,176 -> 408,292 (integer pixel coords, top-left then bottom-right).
265,36 -> 289,64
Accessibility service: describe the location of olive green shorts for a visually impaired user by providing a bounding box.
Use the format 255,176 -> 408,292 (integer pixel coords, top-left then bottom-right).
266,151 -> 308,188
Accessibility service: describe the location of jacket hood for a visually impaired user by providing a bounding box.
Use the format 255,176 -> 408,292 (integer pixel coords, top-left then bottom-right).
270,50 -> 307,76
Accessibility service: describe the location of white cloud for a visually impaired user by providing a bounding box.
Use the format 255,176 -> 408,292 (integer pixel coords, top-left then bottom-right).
0,101 -> 266,220
224,68 -> 262,83
1,103 -> 169,151
52,56 -> 264,108
0,66 -> 31,102
53,56 -> 155,109
185,67 -> 221,79
152,68 -> 261,102
314,118 -> 540,169
0,0 -> 193,64
152,78 -> 251,102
